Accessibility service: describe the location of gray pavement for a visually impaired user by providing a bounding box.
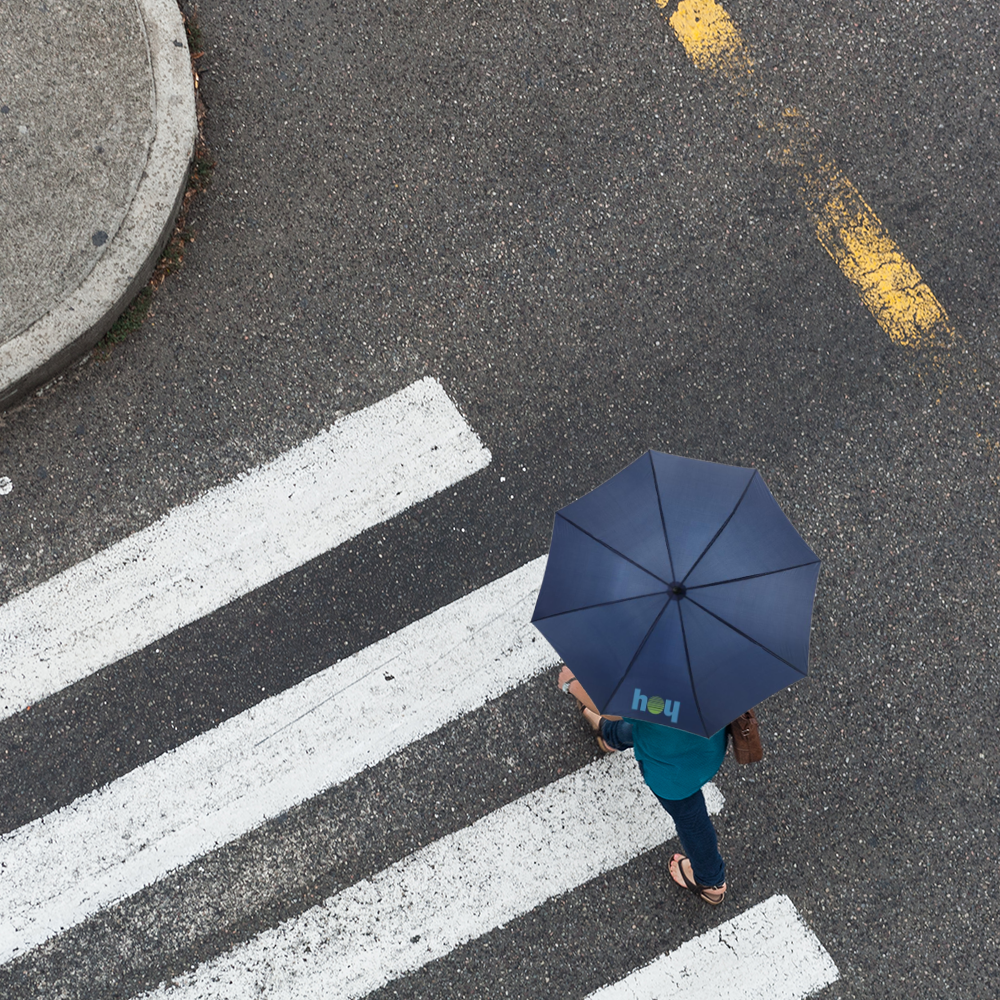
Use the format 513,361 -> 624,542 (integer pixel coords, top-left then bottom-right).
0,0 -> 999,997
0,0 -> 196,408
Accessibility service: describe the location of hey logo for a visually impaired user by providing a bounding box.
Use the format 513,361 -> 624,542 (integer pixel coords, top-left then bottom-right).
632,688 -> 680,723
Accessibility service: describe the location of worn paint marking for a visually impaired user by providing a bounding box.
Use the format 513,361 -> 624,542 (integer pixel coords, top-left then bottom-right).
136,756 -> 724,1000
0,377 -> 490,720
660,0 -> 954,349
585,893 -> 839,1000
799,154 -> 953,349
665,0 -> 753,83
0,559 -> 554,964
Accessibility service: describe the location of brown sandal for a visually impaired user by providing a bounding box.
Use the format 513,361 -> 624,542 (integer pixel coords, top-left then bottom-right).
669,853 -> 726,905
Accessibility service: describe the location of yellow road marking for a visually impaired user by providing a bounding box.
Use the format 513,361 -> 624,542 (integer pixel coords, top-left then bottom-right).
661,0 -> 954,349
798,155 -> 953,349
662,0 -> 753,83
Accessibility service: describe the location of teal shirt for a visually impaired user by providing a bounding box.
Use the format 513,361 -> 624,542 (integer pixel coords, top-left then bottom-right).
629,719 -> 726,800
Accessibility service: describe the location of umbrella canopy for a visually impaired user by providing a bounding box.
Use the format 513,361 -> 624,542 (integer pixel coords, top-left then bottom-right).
531,451 -> 820,737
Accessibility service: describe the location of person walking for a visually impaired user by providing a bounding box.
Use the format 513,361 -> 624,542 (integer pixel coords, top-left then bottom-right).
558,666 -> 728,905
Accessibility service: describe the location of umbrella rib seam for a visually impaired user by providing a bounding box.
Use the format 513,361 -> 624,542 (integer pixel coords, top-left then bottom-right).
600,598 -> 674,714
680,471 -> 757,586
648,451 -> 676,582
676,601 -> 711,735
685,559 -> 821,590
531,591 -> 670,622
685,596 -> 809,676
556,512 -> 670,585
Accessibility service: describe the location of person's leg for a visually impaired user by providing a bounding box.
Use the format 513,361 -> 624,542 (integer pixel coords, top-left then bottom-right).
655,789 -> 725,889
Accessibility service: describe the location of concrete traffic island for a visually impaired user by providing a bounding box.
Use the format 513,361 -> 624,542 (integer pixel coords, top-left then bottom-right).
0,0 -> 197,410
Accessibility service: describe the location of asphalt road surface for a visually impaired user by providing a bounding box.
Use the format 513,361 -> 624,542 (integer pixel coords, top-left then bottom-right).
1,0 -> 998,997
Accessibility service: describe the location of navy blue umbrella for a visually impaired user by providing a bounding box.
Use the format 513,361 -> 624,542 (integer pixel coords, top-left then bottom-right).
532,451 -> 820,737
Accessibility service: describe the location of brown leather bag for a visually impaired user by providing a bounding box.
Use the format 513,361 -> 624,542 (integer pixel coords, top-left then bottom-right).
728,708 -> 763,764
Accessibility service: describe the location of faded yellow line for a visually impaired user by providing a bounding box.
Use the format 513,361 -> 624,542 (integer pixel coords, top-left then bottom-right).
660,0 -> 753,83
798,155 -> 953,349
661,0 -> 954,349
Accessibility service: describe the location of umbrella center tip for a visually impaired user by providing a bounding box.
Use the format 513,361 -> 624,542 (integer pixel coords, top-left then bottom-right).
669,582 -> 687,598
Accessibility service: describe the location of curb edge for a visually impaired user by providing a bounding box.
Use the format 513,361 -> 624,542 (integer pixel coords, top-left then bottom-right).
0,0 -> 198,411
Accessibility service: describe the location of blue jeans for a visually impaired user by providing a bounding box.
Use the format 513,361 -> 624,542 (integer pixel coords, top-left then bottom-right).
600,719 -> 726,888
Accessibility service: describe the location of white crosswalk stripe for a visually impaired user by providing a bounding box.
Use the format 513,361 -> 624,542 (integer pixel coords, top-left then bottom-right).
0,381 -> 839,998
0,377 -> 490,720
0,558 -> 551,963
137,758 -> 724,1000
585,894 -> 839,1000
